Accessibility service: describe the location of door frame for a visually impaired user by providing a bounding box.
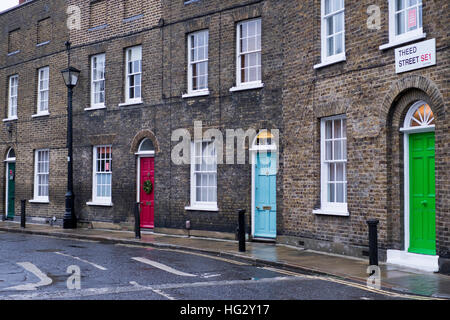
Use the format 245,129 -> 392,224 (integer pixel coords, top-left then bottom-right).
250,132 -> 277,239
136,150 -> 155,229
4,152 -> 16,219
399,101 -> 436,253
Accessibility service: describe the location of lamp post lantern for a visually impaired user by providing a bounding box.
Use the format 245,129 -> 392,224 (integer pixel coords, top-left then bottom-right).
61,41 -> 80,229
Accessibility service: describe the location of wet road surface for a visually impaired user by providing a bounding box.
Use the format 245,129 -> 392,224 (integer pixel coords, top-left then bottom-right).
0,231 -> 416,300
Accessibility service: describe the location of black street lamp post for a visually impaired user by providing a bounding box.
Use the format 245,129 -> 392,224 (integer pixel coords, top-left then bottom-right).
61,41 -> 80,229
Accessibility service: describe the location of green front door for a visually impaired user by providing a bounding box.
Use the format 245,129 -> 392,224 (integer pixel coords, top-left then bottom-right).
409,131 -> 436,255
7,162 -> 15,219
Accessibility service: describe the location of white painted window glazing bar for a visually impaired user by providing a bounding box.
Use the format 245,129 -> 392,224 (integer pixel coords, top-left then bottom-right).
323,0 -> 345,59
191,141 -> 217,207
37,67 -> 49,114
34,149 -> 49,201
188,30 -> 209,93
237,18 -> 262,86
125,46 -> 142,103
8,75 -> 18,118
93,145 -> 112,203
91,54 -> 105,107
394,0 -> 422,36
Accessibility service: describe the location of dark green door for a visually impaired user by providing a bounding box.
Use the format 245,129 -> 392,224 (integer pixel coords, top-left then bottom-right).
7,162 -> 15,219
409,132 -> 436,255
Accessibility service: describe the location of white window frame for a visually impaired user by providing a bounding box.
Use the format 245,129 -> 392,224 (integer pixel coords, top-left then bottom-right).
380,0 -> 425,50
183,30 -> 209,98
7,75 -> 18,120
89,145 -> 113,206
314,0 -> 346,69
89,53 -> 106,110
230,18 -> 263,92
185,140 -> 218,211
32,149 -> 50,203
36,67 -> 49,116
313,115 -> 348,216
124,46 -> 142,105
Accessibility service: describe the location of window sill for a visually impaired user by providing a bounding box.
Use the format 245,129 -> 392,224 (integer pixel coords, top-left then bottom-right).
185,205 -> 219,212
36,41 -> 50,47
313,55 -> 346,69
3,116 -> 18,122
32,112 -> 50,118
85,105 -> 106,111
86,201 -> 113,207
312,208 -> 349,216
379,33 -> 427,50
7,50 -> 20,56
29,199 -> 49,204
118,100 -> 143,107
88,24 -> 108,32
182,90 -> 210,98
123,14 -> 143,23
230,82 -> 264,92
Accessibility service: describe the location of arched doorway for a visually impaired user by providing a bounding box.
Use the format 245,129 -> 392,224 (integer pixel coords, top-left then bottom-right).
5,148 -> 16,219
136,138 -> 155,228
251,130 -> 277,239
400,101 -> 436,256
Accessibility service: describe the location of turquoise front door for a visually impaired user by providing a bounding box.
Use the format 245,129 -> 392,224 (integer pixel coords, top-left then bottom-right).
254,152 -> 276,238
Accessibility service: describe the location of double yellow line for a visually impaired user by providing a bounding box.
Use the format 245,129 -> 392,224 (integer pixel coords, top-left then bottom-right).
262,267 -> 443,300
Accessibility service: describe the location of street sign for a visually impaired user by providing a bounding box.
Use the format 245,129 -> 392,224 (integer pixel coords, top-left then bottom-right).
395,38 -> 436,74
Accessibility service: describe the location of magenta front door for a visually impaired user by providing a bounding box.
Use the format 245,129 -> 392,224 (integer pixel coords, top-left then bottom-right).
139,157 -> 155,228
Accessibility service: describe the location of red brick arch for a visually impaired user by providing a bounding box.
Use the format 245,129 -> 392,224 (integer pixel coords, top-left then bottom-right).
383,75 -> 447,255
130,130 -> 160,154
382,75 -> 445,123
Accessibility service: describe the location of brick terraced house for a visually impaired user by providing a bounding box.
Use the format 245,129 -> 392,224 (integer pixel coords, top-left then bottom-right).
0,0 -> 448,273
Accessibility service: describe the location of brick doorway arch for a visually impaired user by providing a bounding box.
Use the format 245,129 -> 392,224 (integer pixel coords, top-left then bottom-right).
384,76 -> 445,272
131,130 -> 160,229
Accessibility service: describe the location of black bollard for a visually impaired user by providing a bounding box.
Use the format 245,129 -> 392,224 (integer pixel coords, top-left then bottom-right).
367,219 -> 379,266
134,202 -> 141,239
238,209 -> 246,252
20,200 -> 26,228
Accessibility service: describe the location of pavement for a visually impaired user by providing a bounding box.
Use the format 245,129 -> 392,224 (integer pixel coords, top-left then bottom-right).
0,220 -> 449,299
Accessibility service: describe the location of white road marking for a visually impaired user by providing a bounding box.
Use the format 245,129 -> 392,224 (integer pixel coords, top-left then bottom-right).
54,252 -> 107,271
152,289 -> 176,300
132,257 -> 197,277
115,244 -> 249,266
4,262 -> 52,291
201,273 -> 221,278
0,277 -> 294,300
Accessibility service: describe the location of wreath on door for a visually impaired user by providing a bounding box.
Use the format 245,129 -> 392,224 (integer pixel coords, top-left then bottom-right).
143,179 -> 153,194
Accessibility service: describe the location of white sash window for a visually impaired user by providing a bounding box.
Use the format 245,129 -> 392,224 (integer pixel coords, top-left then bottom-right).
92,145 -> 112,205
188,141 -> 218,211
125,46 -> 142,103
34,149 -> 49,202
233,18 -> 262,90
314,115 -> 348,216
187,30 -> 209,94
315,0 -> 346,68
8,75 -> 18,119
91,54 -> 105,108
37,67 -> 49,115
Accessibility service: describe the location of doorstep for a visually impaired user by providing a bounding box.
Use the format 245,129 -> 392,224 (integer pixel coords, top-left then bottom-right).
387,249 -> 439,272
